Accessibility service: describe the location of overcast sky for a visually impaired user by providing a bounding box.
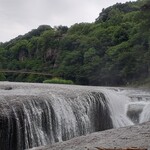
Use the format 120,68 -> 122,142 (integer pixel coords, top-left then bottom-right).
0,0 -> 136,42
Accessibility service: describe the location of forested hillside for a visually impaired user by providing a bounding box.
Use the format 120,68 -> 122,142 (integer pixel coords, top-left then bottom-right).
0,0 -> 149,86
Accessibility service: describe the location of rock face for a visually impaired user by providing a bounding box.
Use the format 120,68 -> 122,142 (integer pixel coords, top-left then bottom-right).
30,122 -> 150,150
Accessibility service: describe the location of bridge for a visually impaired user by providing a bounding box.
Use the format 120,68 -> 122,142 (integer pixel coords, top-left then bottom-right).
0,70 -> 52,76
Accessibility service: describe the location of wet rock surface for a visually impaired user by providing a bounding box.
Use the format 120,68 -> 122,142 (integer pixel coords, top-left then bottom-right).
30,122 -> 150,150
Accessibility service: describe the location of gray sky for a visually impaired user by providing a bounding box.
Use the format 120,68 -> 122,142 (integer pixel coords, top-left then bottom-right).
0,0 -> 136,42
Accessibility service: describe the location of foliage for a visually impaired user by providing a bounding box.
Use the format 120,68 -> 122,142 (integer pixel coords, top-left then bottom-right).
43,77 -> 74,84
0,0 -> 149,86
0,73 -> 6,81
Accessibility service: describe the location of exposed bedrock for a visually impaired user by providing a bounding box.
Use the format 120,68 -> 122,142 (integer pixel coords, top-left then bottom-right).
30,121 -> 150,150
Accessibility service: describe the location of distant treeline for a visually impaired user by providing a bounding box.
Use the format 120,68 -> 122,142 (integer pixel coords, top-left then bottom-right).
0,0 -> 150,86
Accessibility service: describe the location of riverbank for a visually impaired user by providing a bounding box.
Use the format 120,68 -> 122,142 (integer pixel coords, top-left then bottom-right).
128,78 -> 150,89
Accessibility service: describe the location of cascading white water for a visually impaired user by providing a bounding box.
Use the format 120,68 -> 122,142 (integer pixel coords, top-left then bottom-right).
126,102 -> 145,123
0,82 -> 150,150
140,103 -> 150,123
0,83 -> 113,150
123,89 -> 150,124
101,89 -> 134,128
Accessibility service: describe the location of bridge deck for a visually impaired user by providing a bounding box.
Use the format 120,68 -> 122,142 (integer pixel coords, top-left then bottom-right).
0,70 -> 52,76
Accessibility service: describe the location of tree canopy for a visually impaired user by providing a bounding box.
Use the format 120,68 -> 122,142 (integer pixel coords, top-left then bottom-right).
0,0 -> 149,86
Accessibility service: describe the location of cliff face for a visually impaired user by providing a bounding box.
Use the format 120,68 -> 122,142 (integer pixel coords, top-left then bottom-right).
30,121 -> 150,150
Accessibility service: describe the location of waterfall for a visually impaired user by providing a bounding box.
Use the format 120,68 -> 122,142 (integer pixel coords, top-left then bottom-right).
101,89 -> 134,128
126,102 -> 145,124
140,103 -> 150,123
0,83 -> 113,150
125,89 -> 150,124
0,82 -> 150,150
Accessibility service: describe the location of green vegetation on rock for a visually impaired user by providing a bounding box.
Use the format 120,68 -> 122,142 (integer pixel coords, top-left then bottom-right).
43,78 -> 74,84
0,0 -> 150,86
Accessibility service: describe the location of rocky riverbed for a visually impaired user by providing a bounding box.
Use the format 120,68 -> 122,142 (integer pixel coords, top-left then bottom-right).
30,122 -> 150,150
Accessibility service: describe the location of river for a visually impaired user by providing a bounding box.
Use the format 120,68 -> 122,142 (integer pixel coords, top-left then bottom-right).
0,82 -> 150,150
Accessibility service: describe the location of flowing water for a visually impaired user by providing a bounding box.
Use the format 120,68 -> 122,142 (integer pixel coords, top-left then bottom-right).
0,82 -> 150,150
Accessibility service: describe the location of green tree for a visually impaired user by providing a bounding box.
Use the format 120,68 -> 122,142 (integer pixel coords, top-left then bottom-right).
0,73 -> 6,81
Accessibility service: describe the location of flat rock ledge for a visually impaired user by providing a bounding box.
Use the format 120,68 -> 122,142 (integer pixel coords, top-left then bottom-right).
29,122 -> 150,150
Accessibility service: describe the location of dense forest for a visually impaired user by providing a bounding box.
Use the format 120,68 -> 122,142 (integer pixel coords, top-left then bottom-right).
0,0 -> 150,86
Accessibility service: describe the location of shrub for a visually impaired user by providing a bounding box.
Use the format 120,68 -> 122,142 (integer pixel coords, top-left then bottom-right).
0,73 -> 6,81
43,77 -> 74,84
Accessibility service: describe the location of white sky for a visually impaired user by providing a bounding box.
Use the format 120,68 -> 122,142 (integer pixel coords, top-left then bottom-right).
0,0 -> 136,42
